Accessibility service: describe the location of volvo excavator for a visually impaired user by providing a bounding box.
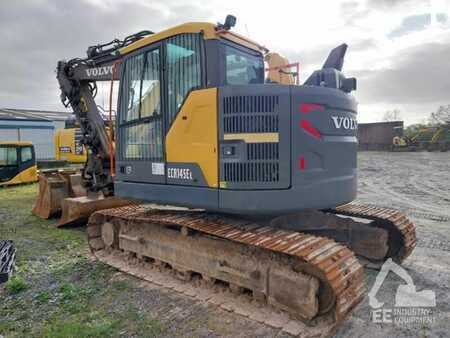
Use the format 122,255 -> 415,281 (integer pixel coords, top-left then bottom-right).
32,16 -> 417,332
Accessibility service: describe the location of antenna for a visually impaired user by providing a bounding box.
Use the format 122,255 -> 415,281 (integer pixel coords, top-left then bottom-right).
245,23 -> 250,38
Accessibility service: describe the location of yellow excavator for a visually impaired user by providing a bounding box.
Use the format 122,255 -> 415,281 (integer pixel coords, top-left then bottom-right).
54,128 -> 87,163
32,16 -> 416,331
0,141 -> 37,186
392,125 -> 450,151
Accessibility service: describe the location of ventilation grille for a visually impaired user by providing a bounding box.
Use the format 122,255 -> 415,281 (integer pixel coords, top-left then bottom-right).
223,95 -> 279,114
247,143 -> 279,160
223,162 -> 279,183
223,95 -> 280,133
74,128 -> 83,142
221,94 -> 283,186
224,115 -> 279,133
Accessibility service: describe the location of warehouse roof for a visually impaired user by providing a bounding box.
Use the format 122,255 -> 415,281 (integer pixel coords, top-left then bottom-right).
0,109 -> 49,122
0,108 -> 71,122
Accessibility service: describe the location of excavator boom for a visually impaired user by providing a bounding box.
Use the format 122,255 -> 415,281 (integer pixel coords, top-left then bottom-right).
32,31 -> 151,222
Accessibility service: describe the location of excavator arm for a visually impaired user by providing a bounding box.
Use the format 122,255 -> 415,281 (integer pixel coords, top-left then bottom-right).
56,30 -> 153,194
32,31 -> 152,221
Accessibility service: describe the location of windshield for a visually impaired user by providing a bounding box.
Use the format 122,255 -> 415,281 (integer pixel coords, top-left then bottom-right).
0,146 -> 18,166
225,44 -> 264,85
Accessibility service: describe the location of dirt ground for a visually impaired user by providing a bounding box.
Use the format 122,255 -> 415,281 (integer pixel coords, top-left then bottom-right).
0,151 -> 449,337
338,151 -> 450,338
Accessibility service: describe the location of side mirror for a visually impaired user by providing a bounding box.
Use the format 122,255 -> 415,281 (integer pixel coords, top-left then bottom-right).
219,15 -> 237,31
225,15 -> 236,29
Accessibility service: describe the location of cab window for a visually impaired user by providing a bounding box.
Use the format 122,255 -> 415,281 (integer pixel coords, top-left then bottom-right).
0,146 -> 18,166
21,146 -> 33,163
225,44 -> 264,85
166,33 -> 203,125
120,48 -> 163,160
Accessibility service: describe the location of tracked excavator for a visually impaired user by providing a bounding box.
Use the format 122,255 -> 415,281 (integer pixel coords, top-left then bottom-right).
33,16 -> 417,330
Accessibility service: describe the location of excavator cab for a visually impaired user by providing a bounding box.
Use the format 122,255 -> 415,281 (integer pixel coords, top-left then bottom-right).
113,22 -> 358,215
0,142 -> 37,186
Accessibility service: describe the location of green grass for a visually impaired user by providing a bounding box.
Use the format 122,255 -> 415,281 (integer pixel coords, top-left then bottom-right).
36,290 -> 50,303
4,276 -> 29,294
42,319 -> 119,338
58,282 -> 80,301
0,183 -> 167,337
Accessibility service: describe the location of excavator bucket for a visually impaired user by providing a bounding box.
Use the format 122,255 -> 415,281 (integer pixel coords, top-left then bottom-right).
58,194 -> 131,227
33,169 -> 132,227
32,169 -> 85,219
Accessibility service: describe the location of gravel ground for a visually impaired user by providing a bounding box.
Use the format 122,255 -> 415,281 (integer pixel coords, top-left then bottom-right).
338,151 -> 450,338
0,151 -> 449,337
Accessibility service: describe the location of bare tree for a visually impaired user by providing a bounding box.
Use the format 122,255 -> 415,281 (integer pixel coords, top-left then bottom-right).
382,109 -> 402,122
429,105 -> 450,126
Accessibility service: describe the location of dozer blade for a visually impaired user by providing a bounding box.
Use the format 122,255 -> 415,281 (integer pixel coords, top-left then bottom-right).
332,203 -> 417,266
58,195 -> 132,227
32,169 -> 84,219
271,203 -> 417,268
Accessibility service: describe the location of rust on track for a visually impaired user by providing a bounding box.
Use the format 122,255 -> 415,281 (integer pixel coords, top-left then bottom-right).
87,204 -> 366,326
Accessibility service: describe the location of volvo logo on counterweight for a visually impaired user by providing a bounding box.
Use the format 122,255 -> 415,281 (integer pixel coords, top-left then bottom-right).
331,116 -> 357,130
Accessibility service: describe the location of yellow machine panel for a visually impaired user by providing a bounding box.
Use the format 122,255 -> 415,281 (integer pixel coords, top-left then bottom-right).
165,88 -> 218,188
223,132 -> 279,143
54,128 -> 87,163
0,165 -> 38,186
120,22 -> 266,55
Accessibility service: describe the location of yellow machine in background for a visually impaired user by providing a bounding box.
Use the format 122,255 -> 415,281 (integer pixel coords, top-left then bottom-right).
0,141 -> 37,186
265,52 -> 299,85
392,125 -> 450,151
54,128 -> 87,163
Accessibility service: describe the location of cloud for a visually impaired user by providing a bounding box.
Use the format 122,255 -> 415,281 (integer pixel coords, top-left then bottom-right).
0,0 -> 213,110
339,1 -> 371,26
366,0 -> 421,10
355,41 -> 450,105
0,0 -> 449,126
388,14 -> 431,38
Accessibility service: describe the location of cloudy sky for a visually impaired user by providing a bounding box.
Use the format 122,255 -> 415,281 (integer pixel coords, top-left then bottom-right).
1,0 -> 449,125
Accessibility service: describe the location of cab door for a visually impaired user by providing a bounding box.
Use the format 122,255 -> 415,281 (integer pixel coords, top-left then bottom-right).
116,45 -> 165,183
0,146 -> 19,184
17,145 -> 36,183
116,33 -> 205,186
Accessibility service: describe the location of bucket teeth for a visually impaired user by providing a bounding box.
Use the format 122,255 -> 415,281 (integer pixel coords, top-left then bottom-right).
32,169 -> 131,226
32,169 -> 85,219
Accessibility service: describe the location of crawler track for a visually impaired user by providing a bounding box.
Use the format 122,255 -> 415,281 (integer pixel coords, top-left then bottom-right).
332,203 -> 416,266
87,204 -> 365,328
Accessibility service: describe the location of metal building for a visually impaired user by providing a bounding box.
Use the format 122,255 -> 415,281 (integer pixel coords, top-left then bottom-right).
4,108 -> 72,130
0,109 -> 71,160
357,121 -> 404,150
